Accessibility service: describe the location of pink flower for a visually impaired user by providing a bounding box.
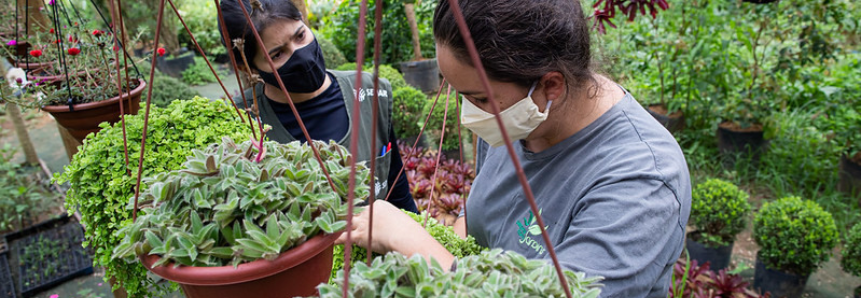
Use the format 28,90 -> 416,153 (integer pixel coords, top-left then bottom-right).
48,0 -> 55,5
6,40 -> 16,46
50,295 -> 59,298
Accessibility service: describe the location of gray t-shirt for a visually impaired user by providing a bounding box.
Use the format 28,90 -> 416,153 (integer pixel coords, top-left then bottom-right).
466,93 -> 691,298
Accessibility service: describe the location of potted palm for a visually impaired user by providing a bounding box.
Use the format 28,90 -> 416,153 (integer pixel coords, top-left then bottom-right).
753,196 -> 839,298
112,137 -> 367,298
841,222 -> 861,298
687,178 -> 751,271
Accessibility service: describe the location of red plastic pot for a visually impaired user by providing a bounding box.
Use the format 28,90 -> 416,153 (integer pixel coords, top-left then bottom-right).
41,78 -> 146,143
140,232 -> 341,298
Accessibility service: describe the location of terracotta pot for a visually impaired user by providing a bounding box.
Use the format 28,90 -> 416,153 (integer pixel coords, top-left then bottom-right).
838,154 -> 861,202
717,122 -> 767,169
647,104 -> 685,133
140,232 -> 340,298
15,61 -> 54,72
41,79 -> 146,143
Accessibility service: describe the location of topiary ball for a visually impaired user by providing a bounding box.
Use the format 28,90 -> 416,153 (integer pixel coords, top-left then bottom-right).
690,178 -> 751,247
753,196 -> 838,276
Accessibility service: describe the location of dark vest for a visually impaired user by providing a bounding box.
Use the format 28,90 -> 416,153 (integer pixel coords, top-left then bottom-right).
233,70 -> 394,199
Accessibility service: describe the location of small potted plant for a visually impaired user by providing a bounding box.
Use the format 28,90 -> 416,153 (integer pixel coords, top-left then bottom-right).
841,222 -> 861,298
392,86 -> 428,147
753,196 -> 839,298
823,107 -> 861,201
112,137 -> 367,298
687,178 -> 751,271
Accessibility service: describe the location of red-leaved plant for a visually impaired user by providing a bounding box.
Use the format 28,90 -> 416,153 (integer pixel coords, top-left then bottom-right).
592,0 -> 670,33
400,142 -> 475,224
670,258 -> 771,298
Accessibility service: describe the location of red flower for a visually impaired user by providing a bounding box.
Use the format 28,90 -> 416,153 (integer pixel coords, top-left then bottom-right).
156,47 -> 166,57
52,39 -> 60,44
92,30 -> 102,37
112,45 -> 119,52
29,49 -> 42,57
49,28 -> 55,34
68,47 -> 81,56
67,35 -> 77,43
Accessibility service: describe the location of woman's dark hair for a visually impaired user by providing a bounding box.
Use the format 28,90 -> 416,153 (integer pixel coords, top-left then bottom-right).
219,0 -> 302,70
433,0 -> 593,90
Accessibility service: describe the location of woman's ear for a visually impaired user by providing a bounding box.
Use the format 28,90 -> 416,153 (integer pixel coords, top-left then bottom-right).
538,71 -> 565,102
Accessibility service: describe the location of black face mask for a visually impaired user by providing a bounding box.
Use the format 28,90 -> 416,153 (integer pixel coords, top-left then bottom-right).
256,38 -> 327,93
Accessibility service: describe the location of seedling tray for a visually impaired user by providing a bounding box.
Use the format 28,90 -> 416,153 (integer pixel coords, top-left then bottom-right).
0,249 -> 16,298
4,215 -> 93,297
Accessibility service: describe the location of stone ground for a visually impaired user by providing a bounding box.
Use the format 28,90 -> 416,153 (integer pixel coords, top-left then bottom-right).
1,75 -> 859,297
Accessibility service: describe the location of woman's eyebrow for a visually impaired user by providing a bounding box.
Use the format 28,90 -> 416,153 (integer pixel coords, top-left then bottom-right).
266,24 -> 307,56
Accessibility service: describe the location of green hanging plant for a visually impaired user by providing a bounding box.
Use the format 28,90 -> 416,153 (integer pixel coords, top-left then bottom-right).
55,97 -> 252,297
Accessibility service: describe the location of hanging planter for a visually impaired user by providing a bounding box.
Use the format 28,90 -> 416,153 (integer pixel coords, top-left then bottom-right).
112,138 -> 363,298
141,232 -> 339,298
40,78 -> 146,143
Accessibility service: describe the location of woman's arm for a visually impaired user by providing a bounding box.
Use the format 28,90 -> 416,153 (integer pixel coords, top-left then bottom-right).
336,200 -> 455,269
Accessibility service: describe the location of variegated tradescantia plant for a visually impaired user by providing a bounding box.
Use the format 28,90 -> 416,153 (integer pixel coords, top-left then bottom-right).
320,249 -> 603,298
112,137 -> 370,267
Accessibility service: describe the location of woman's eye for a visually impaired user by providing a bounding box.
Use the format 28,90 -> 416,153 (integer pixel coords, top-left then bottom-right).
271,51 -> 282,60
297,31 -> 305,41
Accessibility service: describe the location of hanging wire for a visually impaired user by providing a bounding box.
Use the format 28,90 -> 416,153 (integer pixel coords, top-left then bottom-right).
423,84 -> 451,229
131,0 -> 169,222
107,0 -> 131,172
43,0 -> 75,108
113,0 -> 133,90
166,0 -> 247,115
24,1 -> 30,69
213,0 -> 259,140
55,0 -> 75,30
14,2 -> 20,66
382,79 -> 446,202
365,0 -> 385,266
87,0 -> 142,79
342,0 -> 372,292
444,0 -> 572,296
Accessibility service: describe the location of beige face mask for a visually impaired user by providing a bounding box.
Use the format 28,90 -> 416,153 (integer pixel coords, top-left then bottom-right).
460,82 -> 552,147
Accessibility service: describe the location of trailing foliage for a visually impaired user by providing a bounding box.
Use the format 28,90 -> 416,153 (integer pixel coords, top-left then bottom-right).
0,145 -> 59,233
113,138 -> 367,267
331,210 -> 485,281
841,222 -> 861,278
321,249 -> 603,298
690,178 -> 751,247
753,196 -> 838,276
55,97 -> 252,297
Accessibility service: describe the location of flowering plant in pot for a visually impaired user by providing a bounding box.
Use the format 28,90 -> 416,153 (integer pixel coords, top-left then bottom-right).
841,222 -> 861,298
753,196 -> 838,298
17,23 -> 147,143
112,137 -> 367,298
687,178 -> 751,271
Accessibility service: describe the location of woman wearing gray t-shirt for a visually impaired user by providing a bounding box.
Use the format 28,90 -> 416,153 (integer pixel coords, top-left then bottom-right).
338,0 -> 692,297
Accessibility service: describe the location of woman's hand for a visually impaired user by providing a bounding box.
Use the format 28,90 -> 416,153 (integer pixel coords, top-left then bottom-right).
335,200 -> 456,270
335,200 -> 418,254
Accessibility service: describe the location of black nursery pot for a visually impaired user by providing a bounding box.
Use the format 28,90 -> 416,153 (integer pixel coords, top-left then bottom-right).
838,155 -> 861,201
753,256 -> 809,298
155,49 -> 195,78
685,234 -> 734,272
647,104 -> 685,133
717,123 -> 767,169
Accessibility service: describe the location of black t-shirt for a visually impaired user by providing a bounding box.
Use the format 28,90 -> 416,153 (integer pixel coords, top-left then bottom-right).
266,73 -> 418,213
